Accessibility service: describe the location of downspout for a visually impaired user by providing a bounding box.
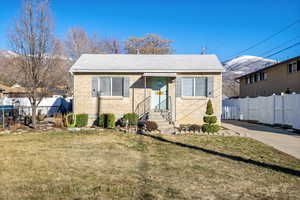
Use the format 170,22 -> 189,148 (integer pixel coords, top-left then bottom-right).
174,77 -> 177,122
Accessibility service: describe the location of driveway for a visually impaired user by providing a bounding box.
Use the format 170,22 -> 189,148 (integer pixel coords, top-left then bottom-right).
222,120 -> 300,160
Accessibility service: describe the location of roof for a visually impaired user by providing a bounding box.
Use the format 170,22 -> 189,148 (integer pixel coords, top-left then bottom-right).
70,54 -> 225,73
0,84 -> 26,93
236,55 -> 300,80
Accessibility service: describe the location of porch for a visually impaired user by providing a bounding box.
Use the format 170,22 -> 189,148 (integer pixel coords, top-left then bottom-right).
134,73 -> 176,129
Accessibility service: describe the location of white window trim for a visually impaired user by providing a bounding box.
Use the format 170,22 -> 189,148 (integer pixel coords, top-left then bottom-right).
290,62 -> 297,73
98,77 -> 123,97
181,77 -> 207,98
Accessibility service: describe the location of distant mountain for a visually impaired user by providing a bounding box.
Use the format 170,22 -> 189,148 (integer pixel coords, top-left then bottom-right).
0,49 -> 18,58
223,55 -> 276,80
222,55 -> 276,97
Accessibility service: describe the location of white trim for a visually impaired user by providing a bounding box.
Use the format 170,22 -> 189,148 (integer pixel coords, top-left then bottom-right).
71,69 -> 225,73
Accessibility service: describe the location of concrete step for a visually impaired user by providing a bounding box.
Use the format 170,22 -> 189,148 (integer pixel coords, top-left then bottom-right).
156,121 -> 171,125
159,128 -> 175,135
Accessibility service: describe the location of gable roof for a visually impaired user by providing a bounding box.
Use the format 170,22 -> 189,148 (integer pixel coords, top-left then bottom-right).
70,54 -> 224,73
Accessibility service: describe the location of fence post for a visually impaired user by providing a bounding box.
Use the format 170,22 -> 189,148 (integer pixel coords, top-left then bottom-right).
247,97 -> 250,120
2,109 -> 4,129
281,93 -> 285,125
272,94 -> 276,125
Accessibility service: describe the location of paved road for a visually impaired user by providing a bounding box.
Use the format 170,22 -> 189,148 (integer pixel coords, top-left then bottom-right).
222,120 -> 300,160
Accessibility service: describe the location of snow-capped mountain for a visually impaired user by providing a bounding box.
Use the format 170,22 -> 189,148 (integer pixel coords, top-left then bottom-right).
222,55 -> 276,97
0,49 -> 18,58
223,55 -> 276,80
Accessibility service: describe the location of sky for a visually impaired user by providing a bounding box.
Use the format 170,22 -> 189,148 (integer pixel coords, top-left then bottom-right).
0,0 -> 299,61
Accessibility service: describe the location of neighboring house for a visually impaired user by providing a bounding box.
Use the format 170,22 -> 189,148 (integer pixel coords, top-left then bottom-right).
0,83 -> 27,98
0,83 -> 68,99
70,54 -> 224,128
237,55 -> 300,98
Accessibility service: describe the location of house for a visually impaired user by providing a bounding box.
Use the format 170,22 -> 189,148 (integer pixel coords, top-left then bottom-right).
0,83 -> 27,98
70,54 -> 224,128
237,55 -> 300,98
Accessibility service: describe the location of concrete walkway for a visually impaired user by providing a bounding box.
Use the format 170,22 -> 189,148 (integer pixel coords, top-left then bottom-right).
222,120 -> 300,160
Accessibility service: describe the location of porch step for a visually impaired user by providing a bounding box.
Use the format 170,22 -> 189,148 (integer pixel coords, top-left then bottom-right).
148,110 -> 175,134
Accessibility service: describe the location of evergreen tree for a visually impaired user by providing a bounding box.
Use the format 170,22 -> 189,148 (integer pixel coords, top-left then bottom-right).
202,99 -> 220,134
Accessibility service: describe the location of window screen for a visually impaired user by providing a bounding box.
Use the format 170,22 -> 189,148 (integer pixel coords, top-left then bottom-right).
182,78 -> 194,97
112,77 -> 123,96
100,77 -> 111,96
195,77 -> 207,96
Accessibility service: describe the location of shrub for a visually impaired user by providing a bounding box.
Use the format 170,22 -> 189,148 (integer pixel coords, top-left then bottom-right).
99,113 -> 116,128
206,99 -> 214,115
65,113 -> 76,128
202,99 -> 220,134
76,114 -> 88,127
202,124 -> 220,133
145,121 -> 158,132
123,113 -> 139,126
203,116 -> 217,124
188,124 -> 201,132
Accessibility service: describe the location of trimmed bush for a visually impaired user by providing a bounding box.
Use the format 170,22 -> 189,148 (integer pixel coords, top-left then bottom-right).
203,116 -> 217,124
75,114 -> 88,127
99,113 -> 116,128
145,121 -> 158,132
188,124 -> 201,132
123,113 -> 139,126
202,124 -> 220,133
206,99 -> 214,115
202,99 -> 220,134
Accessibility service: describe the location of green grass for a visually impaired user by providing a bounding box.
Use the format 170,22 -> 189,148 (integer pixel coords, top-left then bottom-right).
0,130 -> 300,200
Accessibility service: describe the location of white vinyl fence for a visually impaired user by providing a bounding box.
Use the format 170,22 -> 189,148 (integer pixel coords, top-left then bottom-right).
222,94 -> 300,130
0,97 -> 72,116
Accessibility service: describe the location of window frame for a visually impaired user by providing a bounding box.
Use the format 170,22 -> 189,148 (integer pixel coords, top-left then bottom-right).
98,77 -> 124,97
246,76 -> 250,84
181,77 -> 208,98
288,62 -> 297,73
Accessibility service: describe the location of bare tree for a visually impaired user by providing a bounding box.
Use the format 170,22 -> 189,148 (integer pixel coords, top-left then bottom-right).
125,34 -> 174,54
101,38 -> 122,54
65,27 -> 103,60
8,0 -> 59,128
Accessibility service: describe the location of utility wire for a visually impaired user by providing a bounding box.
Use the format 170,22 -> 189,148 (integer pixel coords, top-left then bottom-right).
222,18 -> 300,62
259,35 -> 300,56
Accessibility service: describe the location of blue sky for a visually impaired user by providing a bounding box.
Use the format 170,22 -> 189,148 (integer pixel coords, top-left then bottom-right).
0,0 -> 299,61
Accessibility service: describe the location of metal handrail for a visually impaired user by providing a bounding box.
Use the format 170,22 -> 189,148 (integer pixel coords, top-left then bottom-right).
135,96 -> 151,118
155,96 -> 173,124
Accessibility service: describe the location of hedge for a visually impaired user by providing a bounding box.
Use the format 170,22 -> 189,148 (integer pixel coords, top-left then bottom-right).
99,113 -> 116,128
75,114 -> 88,127
123,113 -> 139,125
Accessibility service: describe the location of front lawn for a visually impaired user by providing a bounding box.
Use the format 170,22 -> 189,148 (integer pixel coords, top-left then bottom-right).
0,131 -> 299,200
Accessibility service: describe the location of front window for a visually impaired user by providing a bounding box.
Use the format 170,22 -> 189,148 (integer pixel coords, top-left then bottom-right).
182,77 -> 207,97
99,77 -> 123,96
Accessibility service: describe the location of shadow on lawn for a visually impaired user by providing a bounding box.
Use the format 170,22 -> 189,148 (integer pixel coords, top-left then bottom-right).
142,134 -> 300,177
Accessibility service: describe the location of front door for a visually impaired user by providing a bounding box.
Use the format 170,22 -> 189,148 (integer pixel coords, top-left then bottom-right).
151,77 -> 168,110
